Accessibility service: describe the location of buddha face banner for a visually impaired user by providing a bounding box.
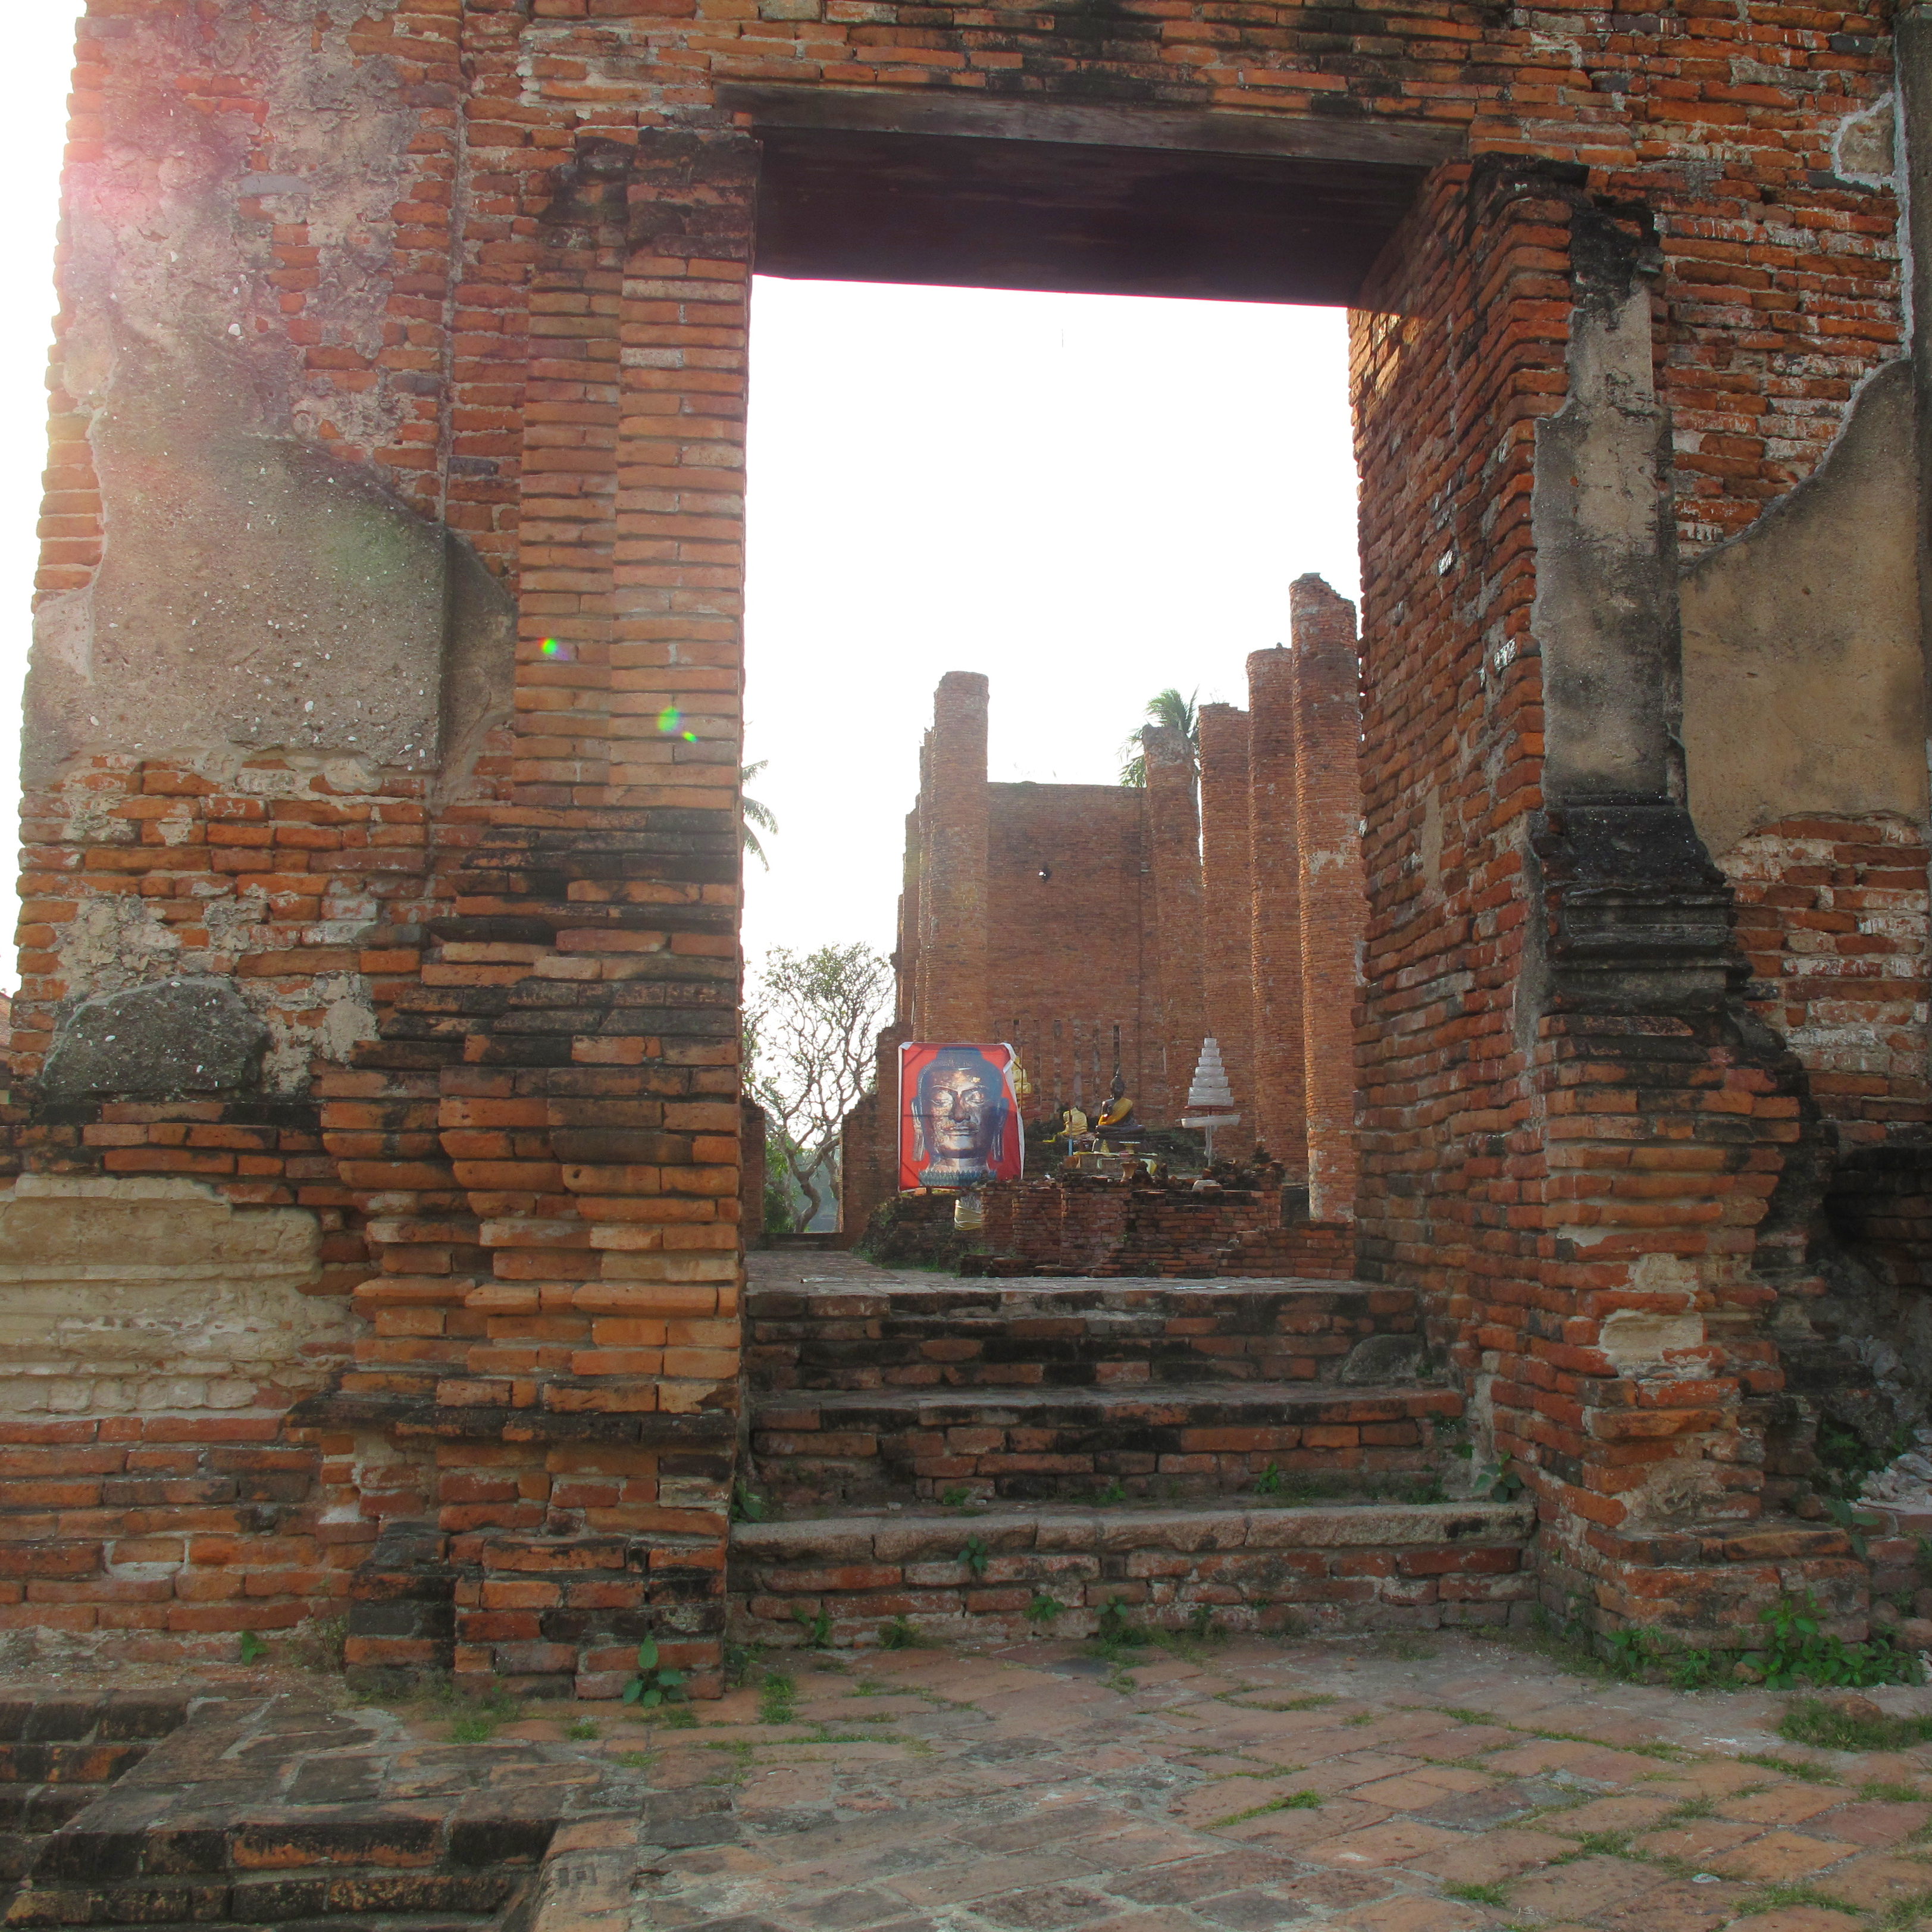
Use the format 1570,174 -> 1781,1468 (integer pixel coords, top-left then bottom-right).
898,1042 -> 1025,1191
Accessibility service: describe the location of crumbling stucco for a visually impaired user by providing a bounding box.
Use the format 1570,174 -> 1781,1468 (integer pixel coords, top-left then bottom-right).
23,0 -> 514,791
1530,245 -> 1680,804
1681,361 -> 1925,863
0,1176 -> 351,1418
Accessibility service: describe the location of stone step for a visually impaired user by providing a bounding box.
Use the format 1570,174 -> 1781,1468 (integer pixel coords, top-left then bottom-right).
4,1872 -> 518,1930
728,1498 -> 1536,1647
7,1917 -> 498,1932
746,1277 -> 1423,1393
749,1380 -> 1463,1507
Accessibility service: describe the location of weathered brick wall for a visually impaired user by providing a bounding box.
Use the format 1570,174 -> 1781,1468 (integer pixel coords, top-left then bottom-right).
983,781 -> 1150,1113
5,0 -> 1912,1673
914,673 -> 990,1042
1248,646 -> 1307,1179
1723,815 -> 1931,1153
1144,724 -> 1205,1123
904,688 -> 1217,1129
979,1181 -> 1354,1280
1198,704 -> 1257,1146
1290,578 -> 1369,1225
1721,814 -> 1932,1299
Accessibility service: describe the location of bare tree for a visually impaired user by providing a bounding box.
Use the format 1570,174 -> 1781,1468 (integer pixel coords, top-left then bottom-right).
744,942 -> 893,1233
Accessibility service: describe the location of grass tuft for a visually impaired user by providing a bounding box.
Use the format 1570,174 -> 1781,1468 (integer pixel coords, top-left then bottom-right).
1733,1884 -> 1863,1918
1782,1699 -> 1932,1754
1207,1790 -> 1324,1828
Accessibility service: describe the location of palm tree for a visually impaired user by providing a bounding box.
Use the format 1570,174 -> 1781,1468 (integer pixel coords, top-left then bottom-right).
740,760 -> 779,869
1119,687 -> 1200,787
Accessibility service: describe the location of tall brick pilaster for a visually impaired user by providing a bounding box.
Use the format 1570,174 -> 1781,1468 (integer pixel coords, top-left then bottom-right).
1143,724 -> 1204,1124
1289,577 -> 1367,1223
1248,647 -> 1307,1181
1198,703 -> 1257,1148
918,673 -> 990,1042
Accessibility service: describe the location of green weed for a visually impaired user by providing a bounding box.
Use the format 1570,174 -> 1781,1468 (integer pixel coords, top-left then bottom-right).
1443,1882 -> 1512,1906
1757,1596 -> 1921,1692
1025,1593 -> 1064,1630
877,1615 -> 920,1651
1782,1698 -> 1932,1753
1734,1884 -> 1864,1918
1207,1790 -> 1323,1828
1735,1750 -> 1845,1785
621,1637 -> 688,1709
757,1670 -> 798,1726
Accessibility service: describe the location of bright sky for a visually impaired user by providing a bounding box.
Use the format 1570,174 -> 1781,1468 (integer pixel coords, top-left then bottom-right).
743,278 -> 1359,971
0,12 -> 1361,996
0,7 -> 82,994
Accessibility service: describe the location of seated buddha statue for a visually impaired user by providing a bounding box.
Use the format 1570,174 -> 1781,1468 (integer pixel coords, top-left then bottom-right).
1093,1072 -> 1144,1146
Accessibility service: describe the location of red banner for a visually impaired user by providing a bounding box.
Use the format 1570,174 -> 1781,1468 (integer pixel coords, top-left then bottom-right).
897,1042 -> 1025,1191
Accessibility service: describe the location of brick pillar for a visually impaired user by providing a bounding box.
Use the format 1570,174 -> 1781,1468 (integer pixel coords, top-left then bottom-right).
1142,723 -> 1204,1125
1198,703 -> 1255,1148
1289,576 -> 1367,1223
337,129 -> 756,1700
896,807 -> 920,1034
838,1019 -> 907,1241
919,674 -> 990,1042
1248,647 -> 1307,1181
741,1097 -> 769,1248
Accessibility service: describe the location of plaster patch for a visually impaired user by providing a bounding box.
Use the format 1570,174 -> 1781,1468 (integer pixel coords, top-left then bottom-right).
0,1177 -> 352,1417
55,895 -> 181,997
1599,1307 -> 1706,1372
1835,93 -> 1897,187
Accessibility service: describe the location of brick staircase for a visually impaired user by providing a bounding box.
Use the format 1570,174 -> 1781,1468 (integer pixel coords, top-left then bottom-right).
729,1258 -> 1537,1648
0,1690 -> 634,1932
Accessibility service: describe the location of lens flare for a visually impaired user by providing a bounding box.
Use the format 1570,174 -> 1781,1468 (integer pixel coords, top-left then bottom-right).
657,703 -> 698,743
539,637 -> 571,659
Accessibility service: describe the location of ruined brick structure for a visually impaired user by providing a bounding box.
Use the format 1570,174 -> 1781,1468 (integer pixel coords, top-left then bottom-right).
843,615 -> 1370,1228
2,0 -> 1929,1690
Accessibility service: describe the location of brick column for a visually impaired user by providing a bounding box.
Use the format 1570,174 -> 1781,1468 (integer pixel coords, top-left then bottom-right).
1248,647 -> 1307,1182
1289,576 -> 1367,1223
1198,703 -> 1256,1150
919,674 -> 990,1042
1142,723 -> 1204,1124
334,129 -> 756,1699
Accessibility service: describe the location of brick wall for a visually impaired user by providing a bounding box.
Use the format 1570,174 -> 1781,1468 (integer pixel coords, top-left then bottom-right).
1198,705 -> 1257,1149
1291,580 -> 1369,1224
5,0 -> 1913,1673
1248,646 -> 1307,1179
984,780 -> 1149,1114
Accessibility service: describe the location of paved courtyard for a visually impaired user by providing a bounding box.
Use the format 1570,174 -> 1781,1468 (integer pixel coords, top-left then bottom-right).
512,1629 -> 1932,1932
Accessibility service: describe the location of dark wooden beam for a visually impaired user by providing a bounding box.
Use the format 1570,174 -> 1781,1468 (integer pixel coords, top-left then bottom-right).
747,124 -> 1438,306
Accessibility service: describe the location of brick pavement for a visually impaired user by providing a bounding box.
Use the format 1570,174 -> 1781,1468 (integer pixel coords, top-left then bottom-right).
508,1630 -> 1932,1932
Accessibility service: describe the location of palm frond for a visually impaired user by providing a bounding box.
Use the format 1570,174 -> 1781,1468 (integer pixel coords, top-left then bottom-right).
1146,687 -> 1200,744
1119,686 -> 1199,785
739,760 -> 778,868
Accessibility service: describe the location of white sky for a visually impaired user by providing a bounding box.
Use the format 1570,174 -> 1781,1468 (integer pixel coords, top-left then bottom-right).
0,12 -> 1361,995
743,278 -> 1358,970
